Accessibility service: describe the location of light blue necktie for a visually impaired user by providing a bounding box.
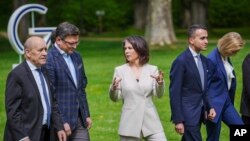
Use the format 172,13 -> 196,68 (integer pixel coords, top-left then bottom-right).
197,55 -> 204,90
37,68 -> 51,127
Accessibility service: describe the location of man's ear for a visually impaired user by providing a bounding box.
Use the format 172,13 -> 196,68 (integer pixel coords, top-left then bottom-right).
55,36 -> 61,45
189,37 -> 194,44
25,49 -> 30,58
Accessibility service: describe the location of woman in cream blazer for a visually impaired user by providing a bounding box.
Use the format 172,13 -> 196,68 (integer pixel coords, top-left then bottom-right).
109,35 -> 167,141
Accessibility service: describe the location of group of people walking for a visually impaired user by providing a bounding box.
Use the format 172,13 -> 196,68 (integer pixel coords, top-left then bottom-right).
169,24 -> 246,141
4,22 -> 249,141
4,22 -> 91,141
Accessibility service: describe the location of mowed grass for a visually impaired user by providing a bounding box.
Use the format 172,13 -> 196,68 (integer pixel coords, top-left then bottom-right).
0,37 -> 249,141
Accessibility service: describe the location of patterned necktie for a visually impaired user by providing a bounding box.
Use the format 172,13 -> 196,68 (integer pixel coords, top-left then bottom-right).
197,55 -> 204,90
37,68 -> 51,127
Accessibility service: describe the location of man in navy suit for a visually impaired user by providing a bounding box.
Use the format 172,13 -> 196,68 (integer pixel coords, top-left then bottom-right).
169,24 -> 216,141
45,22 -> 92,141
206,32 -> 244,141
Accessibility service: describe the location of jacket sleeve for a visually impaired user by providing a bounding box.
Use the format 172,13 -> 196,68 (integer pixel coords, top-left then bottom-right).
109,67 -> 122,102
169,59 -> 185,124
5,72 -> 28,140
242,55 -> 250,99
152,66 -> 165,98
205,59 -> 217,110
51,88 -> 65,132
79,57 -> 91,118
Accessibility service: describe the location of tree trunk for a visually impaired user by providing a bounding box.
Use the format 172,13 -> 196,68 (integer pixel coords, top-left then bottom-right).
181,0 -> 209,27
145,0 -> 177,46
191,0 -> 209,26
37,0 -> 47,27
134,0 -> 148,29
13,0 -> 28,42
181,0 -> 191,28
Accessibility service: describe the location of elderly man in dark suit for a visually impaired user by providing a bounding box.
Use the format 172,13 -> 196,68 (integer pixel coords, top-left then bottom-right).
169,24 -> 216,141
45,22 -> 92,141
4,36 -> 66,141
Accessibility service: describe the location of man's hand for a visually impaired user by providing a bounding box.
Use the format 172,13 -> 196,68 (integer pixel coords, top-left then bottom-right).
64,123 -> 72,137
175,123 -> 184,135
57,130 -> 67,141
207,108 -> 216,121
86,117 -> 92,129
21,137 -> 30,141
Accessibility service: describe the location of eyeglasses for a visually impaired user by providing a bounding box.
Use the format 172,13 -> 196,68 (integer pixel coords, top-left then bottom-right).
62,39 -> 80,46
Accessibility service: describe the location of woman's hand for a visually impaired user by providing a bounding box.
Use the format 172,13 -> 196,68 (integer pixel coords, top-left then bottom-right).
112,77 -> 122,90
151,70 -> 164,85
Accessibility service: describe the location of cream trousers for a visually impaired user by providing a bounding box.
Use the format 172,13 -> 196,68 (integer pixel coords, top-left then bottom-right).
120,131 -> 167,141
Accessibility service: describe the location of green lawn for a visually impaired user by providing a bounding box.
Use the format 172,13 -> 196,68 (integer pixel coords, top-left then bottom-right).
0,36 -> 249,140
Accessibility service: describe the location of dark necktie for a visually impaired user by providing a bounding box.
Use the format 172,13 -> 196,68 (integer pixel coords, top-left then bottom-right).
197,55 -> 204,90
37,68 -> 51,127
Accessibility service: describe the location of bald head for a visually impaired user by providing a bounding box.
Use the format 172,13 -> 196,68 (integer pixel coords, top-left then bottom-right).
24,36 -> 48,67
24,36 -> 45,50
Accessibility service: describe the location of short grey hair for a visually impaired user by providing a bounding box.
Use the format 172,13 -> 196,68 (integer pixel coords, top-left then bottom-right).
55,22 -> 80,40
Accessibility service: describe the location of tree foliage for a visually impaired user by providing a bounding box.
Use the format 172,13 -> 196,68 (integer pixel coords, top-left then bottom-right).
45,0 -> 134,33
1,0 -> 250,31
0,1 -> 13,30
208,0 -> 250,27
172,0 -> 250,28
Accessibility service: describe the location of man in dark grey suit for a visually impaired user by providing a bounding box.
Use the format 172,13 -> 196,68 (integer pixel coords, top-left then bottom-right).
45,22 -> 92,141
4,36 -> 66,141
169,24 -> 216,141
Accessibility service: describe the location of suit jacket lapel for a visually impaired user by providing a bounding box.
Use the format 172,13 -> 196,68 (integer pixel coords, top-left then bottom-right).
215,48 -> 228,86
23,61 -> 43,105
125,64 -> 144,96
228,57 -> 236,90
52,47 -> 77,88
186,49 -> 203,90
70,53 -> 79,88
137,65 -> 146,95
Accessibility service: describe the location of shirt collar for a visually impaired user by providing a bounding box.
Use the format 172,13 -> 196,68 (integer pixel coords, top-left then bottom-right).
26,60 -> 39,71
189,46 -> 199,57
221,55 -> 228,62
55,43 -> 66,55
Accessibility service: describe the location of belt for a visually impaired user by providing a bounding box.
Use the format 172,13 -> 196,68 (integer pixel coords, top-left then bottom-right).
42,125 -> 49,130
